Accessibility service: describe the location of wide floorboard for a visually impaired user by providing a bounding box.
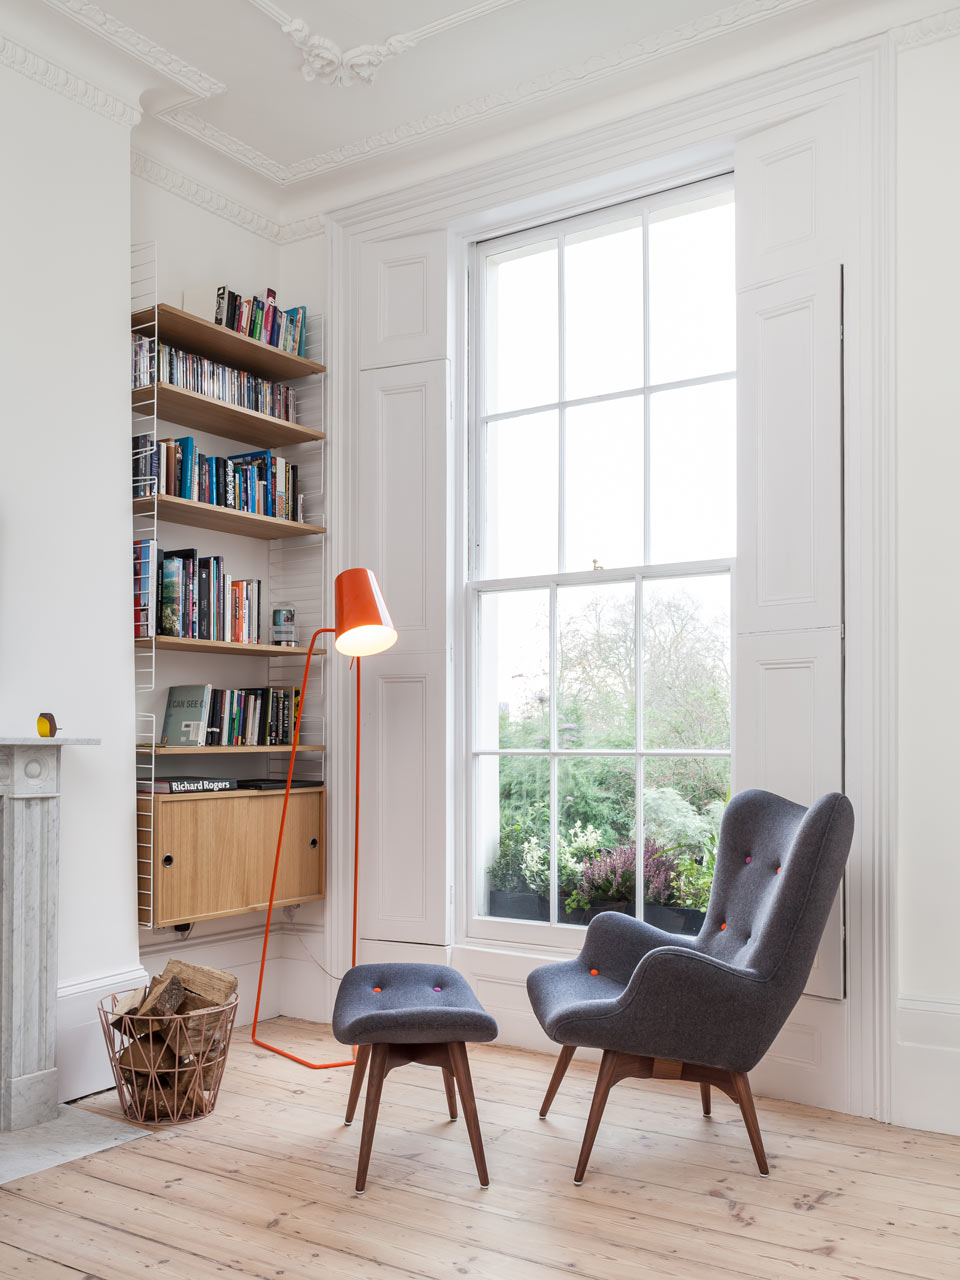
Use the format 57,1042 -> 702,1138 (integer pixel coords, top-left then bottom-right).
1,1018 -> 958,1279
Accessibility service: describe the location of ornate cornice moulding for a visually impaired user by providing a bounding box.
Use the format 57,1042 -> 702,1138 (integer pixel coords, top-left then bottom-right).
130,151 -> 325,243
174,0 -> 819,184
0,32 -> 140,126
891,5 -> 960,50
41,0 -> 224,96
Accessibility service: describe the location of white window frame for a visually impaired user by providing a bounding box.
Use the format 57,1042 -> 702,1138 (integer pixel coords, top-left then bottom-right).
466,174 -> 735,949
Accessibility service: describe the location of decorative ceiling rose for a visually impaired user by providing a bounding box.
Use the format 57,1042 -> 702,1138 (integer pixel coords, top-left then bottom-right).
251,0 -> 522,88
282,22 -> 414,88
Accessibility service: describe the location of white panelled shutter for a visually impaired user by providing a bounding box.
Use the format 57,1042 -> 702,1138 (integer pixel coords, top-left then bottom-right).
356,231 -> 453,947
735,101 -> 850,999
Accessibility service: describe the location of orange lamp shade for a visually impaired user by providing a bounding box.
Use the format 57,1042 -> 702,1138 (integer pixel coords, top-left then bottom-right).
334,568 -> 397,657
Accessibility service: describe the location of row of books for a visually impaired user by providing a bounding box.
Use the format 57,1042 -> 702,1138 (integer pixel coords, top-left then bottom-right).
134,541 -> 265,643
132,435 -> 304,522
138,776 -> 321,794
160,684 -> 302,748
155,342 -> 298,422
212,288 -> 307,356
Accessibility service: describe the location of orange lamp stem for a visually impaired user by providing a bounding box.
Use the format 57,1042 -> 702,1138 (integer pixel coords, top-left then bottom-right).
250,626 -> 359,1070
251,569 -> 395,1070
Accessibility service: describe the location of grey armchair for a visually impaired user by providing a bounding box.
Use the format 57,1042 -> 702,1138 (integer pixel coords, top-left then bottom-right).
526,788 -> 854,1179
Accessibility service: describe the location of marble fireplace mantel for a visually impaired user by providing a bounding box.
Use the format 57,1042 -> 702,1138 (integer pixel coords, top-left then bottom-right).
0,737 -> 99,1130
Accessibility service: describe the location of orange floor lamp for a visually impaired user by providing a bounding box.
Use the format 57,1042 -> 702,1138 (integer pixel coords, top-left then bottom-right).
251,567 -> 397,1069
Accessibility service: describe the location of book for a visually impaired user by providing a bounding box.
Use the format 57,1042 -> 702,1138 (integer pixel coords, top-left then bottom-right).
160,684 -> 212,747
214,286 -> 227,326
237,778 -> 319,790
133,539 -> 157,638
140,777 -> 238,794
263,288 -> 276,347
167,548 -> 198,639
160,557 -> 183,637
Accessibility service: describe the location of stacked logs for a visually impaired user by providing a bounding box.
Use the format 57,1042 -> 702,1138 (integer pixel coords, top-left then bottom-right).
104,960 -> 238,1123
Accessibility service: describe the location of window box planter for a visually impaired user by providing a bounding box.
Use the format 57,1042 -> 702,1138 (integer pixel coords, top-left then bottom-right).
488,888 -> 547,921
560,895 -> 635,926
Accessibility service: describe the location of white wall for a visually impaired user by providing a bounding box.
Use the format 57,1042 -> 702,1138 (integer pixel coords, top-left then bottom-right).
0,62 -> 145,1100
894,29 -> 960,1134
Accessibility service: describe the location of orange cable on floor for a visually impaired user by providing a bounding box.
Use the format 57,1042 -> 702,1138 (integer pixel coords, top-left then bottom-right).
250,626 -> 360,1069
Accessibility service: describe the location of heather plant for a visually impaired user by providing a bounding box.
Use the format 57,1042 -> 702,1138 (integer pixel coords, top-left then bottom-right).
565,844 -> 637,914
643,838 -> 678,905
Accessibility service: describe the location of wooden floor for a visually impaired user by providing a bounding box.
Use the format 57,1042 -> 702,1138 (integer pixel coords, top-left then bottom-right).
1,1018 -> 959,1279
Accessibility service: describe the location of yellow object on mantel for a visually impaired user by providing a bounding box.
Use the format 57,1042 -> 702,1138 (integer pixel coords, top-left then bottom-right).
36,712 -> 59,738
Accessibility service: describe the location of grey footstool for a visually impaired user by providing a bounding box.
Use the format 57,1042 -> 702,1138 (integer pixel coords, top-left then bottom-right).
332,963 -> 498,1193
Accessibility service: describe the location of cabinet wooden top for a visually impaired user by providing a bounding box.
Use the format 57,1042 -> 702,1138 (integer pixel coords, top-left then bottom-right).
132,303 -> 326,381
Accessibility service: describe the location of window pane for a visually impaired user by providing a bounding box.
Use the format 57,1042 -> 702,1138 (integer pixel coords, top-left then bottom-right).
477,590 -> 549,750
642,574 -> 730,749
557,756 -> 637,926
564,218 -> 644,401
648,195 -> 735,385
642,756 -> 729,936
558,581 -> 635,750
564,397 -> 643,572
478,755 -> 549,921
483,411 -> 558,578
485,240 -> 559,414
648,381 -> 736,563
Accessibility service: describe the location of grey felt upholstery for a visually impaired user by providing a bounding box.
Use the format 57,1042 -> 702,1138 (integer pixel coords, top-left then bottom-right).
333,963 -> 499,1046
527,789 -> 854,1074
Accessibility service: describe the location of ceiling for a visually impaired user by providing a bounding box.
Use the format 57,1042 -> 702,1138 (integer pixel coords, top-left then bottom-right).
29,0 -> 842,209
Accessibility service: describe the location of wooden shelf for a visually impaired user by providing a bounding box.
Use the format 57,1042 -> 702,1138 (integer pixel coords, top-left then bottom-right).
133,494 -> 325,539
138,744 -> 325,755
132,303 -> 325,381
132,383 -> 326,449
138,636 -> 319,658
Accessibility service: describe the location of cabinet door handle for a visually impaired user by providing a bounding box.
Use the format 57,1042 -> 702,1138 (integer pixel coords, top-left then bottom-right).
309,837 -> 319,849
162,854 -> 175,868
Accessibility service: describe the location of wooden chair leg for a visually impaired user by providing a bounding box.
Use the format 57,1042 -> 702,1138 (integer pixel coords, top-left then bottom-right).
700,1082 -> 711,1117
731,1071 -> 769,1175
539,1044 -> 576,1118
447,1042 -> 489,1188
344,1044 -> 371,1125
355,1044 -> 389,1194
574,1049 -> 618,1186
441,1067 -> 458,1121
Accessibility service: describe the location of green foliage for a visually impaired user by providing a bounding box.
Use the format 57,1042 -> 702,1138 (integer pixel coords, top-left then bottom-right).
488,583 -> 731,909
519,821 -> 603,897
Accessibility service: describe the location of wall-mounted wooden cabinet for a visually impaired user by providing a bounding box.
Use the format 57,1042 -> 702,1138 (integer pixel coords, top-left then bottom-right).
139,787 -> 325,928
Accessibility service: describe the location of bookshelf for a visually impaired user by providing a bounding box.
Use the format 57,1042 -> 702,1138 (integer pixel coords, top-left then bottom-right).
132,245 -> 327,930
139,636 -> 318,658
133,383 -> 327,449
133,495 -> 326,539
132,303 -> 325,381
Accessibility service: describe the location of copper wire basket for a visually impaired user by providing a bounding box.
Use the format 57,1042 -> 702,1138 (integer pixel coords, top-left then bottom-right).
98,987 -> 238,1124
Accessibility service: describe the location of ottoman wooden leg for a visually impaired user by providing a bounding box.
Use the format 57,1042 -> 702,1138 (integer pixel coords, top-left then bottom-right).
447,1041 -> 489,1188
344,1044 -> 371,1125
356,1043 -> 389,1194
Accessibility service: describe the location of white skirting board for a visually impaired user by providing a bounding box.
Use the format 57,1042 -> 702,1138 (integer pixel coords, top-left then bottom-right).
892,999 -> 960,1136
56,965 -> 149,1103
